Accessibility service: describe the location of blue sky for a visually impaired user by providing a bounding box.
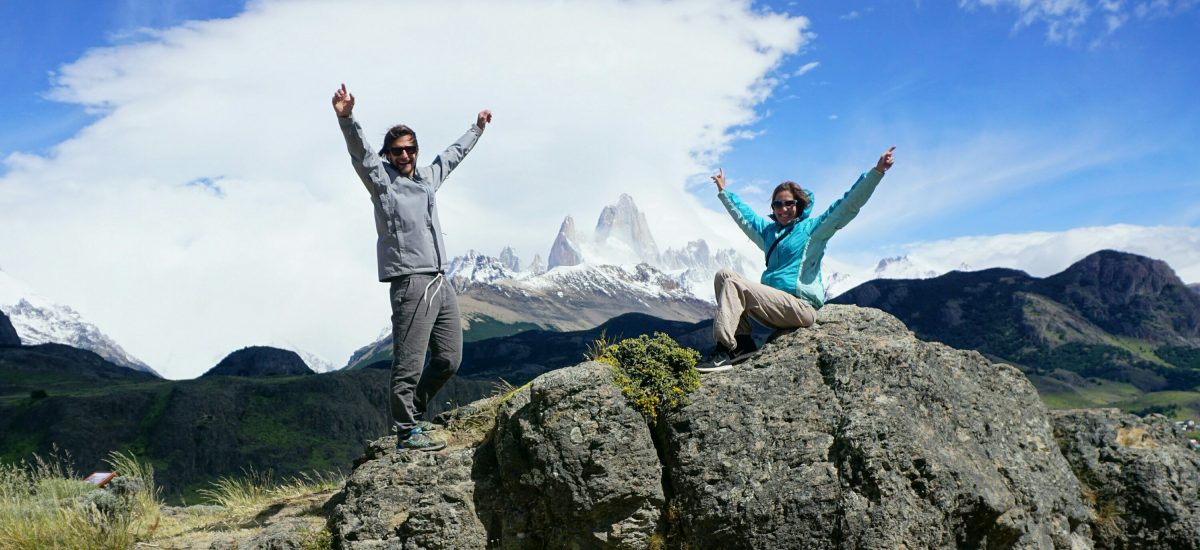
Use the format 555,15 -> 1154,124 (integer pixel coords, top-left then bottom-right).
1,0 -> 1197,378
718,1 -> 1200,245
1,1 -> 246,156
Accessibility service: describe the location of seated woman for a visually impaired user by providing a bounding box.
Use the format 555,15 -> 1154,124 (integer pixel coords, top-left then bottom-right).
697,146 -> 896,372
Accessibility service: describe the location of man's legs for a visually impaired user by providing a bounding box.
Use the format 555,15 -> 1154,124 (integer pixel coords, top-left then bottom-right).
413,277 -> 462,421
389,274 -> 440,439
713,268 -> 816,350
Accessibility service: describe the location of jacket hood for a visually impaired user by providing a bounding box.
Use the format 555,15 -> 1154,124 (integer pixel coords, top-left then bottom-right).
769,187 -> 815,224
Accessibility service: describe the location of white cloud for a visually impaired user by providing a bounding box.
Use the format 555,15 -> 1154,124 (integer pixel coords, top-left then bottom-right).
840,11 -> 861,20
792,61 -> 820,77
0,0 -> 809,379
830,224 -> 1200,292
960,0 -> 1196,42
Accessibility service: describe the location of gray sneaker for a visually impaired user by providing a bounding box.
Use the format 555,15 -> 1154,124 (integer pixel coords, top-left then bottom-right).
696,346 -> 736,373
398,428 -> 446,452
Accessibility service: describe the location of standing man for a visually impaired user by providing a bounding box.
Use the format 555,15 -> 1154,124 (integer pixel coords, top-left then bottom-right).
332,83 -> 492,451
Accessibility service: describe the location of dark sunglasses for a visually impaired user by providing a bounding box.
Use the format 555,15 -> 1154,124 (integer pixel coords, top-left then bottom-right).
388,146 -> 418,156
771,199 -> 799,210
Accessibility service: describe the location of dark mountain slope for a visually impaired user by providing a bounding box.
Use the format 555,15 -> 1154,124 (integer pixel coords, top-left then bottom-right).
831,250 -> 1200,395
202,346 -> 314,377
0,309 -> 18,346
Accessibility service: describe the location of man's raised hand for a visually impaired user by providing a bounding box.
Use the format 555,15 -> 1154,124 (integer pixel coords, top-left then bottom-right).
476,109 -> 493,131
876,146 -> 896,173
332,83 -> 355,117
711,168 -> 726,192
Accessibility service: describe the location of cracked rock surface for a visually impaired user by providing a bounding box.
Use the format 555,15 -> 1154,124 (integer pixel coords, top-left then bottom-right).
328,305 -> 1196,548
1052,408 -> 1200,549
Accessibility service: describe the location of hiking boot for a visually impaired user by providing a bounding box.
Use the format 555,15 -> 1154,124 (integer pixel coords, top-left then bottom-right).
397,428 -> 446,452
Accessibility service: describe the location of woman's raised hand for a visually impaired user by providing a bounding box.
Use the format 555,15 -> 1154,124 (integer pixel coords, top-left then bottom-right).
876,146 -> 896,173
711,168 -> 726,192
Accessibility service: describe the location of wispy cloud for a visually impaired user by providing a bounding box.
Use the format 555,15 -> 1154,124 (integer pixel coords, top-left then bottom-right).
840,11 -> 861,20
0,0 -> 809,379
959,0 -> 1197,43
793,61 -> 820,77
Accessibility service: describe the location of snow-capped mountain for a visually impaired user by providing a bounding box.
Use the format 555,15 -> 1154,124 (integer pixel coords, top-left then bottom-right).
825,255 -> 974,300
0,268 -> 159,376
448,250 -> 520,289
594,193 -> 661,265
269,344 -> 337,374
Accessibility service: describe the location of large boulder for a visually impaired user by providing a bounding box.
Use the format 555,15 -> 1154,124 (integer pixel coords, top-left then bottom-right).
329,362 -> 663,549
662,305 -> 1091,548
1052,408 -> 1200,549
327,305 -> 1200,548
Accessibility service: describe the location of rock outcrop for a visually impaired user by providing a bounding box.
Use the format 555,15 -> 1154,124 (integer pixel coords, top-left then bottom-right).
1052,408 -> 1200,549
328,305 -> 1199,548
0,308 -> 19,346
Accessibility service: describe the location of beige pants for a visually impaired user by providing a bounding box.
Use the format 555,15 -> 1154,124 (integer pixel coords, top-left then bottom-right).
713,268 -> 816,349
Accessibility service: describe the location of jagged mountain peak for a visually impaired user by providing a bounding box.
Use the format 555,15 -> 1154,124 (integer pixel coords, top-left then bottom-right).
448,250 -> 519,291
594,195 -> 659,265
525,254 -> 546,275
548,216 -> 584,270
498,246 -> 521,273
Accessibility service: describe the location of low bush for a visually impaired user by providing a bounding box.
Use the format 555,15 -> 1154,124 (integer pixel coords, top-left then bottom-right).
594,332 -> 701,421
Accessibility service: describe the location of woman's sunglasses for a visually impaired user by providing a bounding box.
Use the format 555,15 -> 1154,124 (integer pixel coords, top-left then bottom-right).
771,199 -> 799,210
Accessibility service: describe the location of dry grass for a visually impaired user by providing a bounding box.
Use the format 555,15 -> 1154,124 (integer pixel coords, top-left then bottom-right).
443,380 -> 529,447
0,448 -> 160,550
0,447 -> 341,550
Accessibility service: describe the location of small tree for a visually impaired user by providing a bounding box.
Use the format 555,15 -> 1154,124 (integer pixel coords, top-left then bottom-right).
594,333 -> 701,422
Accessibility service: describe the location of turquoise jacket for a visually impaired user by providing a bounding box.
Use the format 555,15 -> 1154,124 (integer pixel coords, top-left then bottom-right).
719,168 -> 885,308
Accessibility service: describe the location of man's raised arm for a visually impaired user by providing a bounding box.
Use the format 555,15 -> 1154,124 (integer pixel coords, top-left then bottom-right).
332,83 -> 385,194
428,109 -> 492,190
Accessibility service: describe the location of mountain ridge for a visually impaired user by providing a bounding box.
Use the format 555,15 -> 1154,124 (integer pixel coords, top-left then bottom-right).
831,249 -> 1200,400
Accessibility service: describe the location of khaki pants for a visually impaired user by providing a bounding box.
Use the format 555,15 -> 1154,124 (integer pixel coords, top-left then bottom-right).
713,268 -> 816,349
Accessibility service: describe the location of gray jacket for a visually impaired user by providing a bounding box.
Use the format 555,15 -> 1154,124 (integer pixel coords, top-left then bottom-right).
338,116 -> 482,281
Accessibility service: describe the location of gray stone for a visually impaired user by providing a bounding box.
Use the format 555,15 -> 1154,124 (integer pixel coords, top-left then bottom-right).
239,518 -> 318,550
327,439 -> 488,549
485,362 -> 663,549
663,305 -> 1092,549
1052,408 -> 1200,549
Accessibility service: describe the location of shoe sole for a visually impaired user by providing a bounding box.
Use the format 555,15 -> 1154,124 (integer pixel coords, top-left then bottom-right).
696,364 -> 734,373
730,349 -> 761,364
399,441 -> 447,452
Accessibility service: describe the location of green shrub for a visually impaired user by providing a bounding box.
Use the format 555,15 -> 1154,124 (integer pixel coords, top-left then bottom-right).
596,333 -> 701,421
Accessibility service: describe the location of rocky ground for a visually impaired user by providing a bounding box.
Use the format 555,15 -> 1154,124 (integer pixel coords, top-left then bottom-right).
320,305 -> 1200,549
